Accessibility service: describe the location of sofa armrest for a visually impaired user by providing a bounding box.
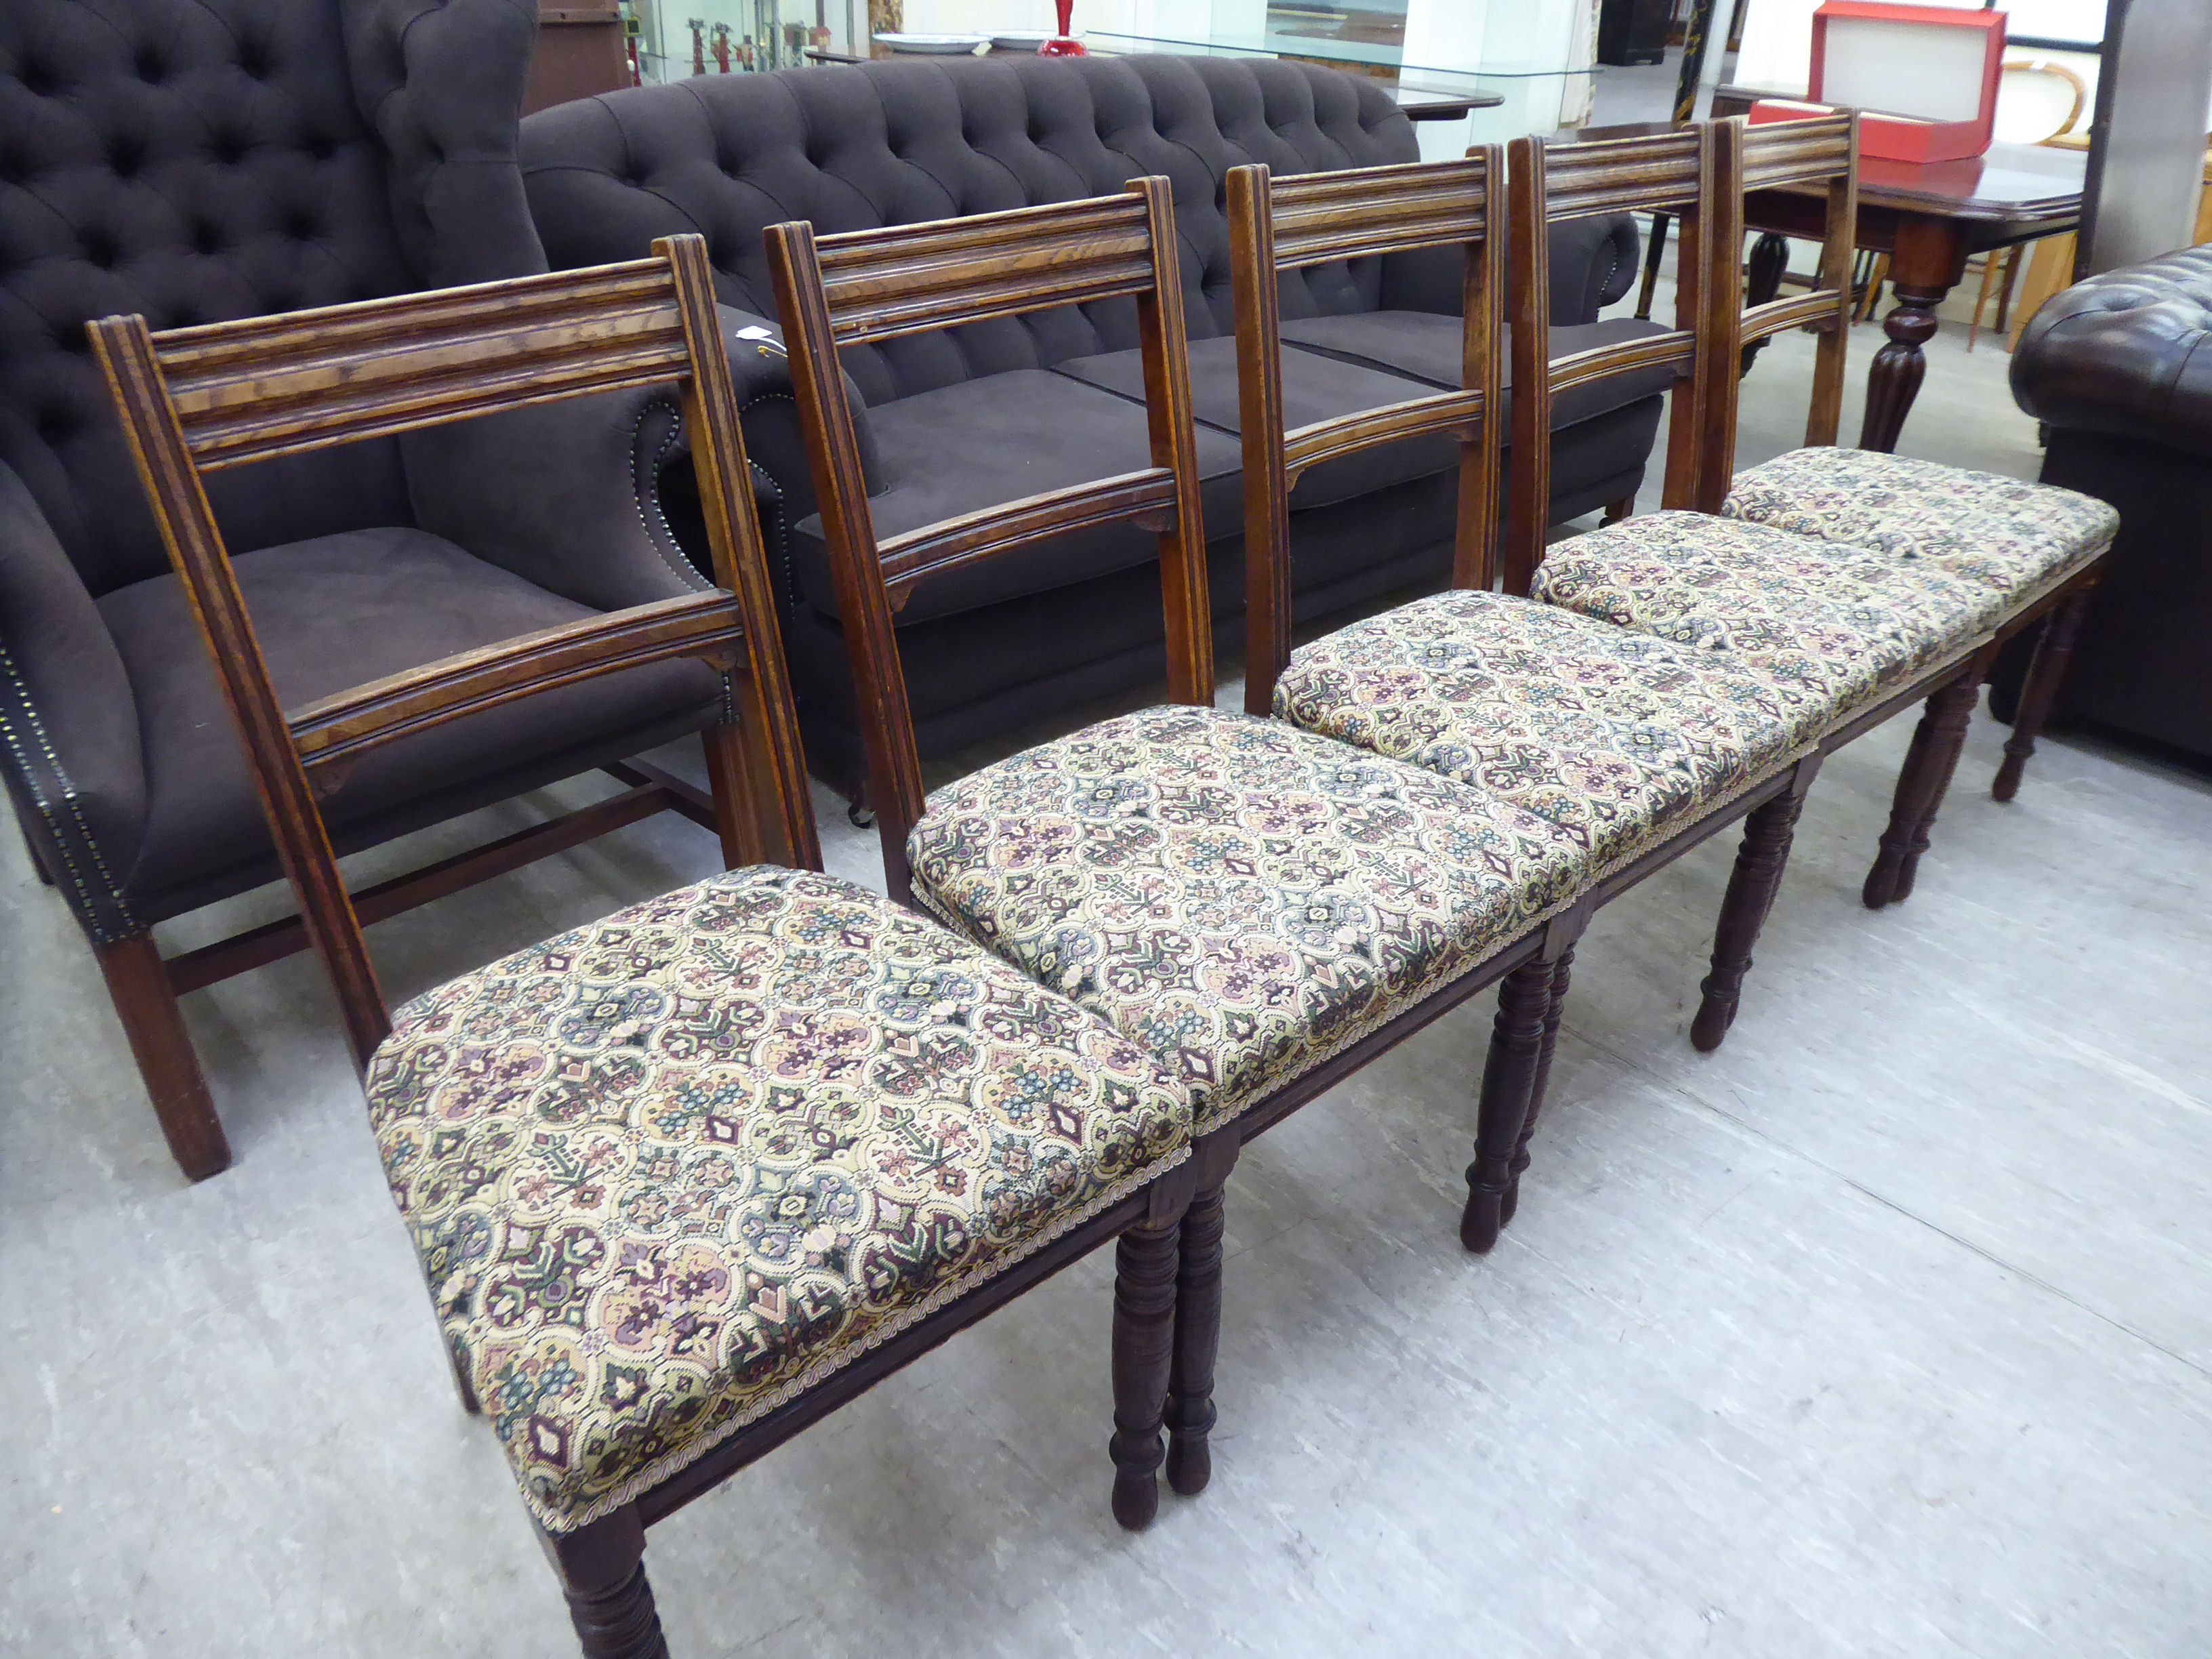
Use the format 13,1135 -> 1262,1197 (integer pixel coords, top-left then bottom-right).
0,459 -> 146,938
2011,245 -> 2212,462
712,303 -> 884,519
400,384 -> 712,612
399,293 -> 884,610
1377,213 -> 1642,327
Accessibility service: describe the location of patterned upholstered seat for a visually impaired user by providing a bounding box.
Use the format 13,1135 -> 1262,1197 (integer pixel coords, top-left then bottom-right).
1532,513 -> 2006,740
907,707 -> 1592,1132
1721,448 -> 2118,601
1272,591 -> 1803,877
363,866 -> 1191,1532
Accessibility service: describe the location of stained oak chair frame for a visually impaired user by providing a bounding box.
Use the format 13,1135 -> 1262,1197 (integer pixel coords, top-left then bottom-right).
90,237 -> 1200,1659
1226,143 -> 1837,1259
766,176 -> 1583,1512
1715,115 -> 2106,907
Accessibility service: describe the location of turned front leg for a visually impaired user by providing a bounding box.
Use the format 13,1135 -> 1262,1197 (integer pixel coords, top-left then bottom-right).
1994,583 -> 2092,802
1465,958 -> 1561,1253
1862,653 -> 1990,909
1694,762 -> 1820,1052
1500,947 -> 1576,1229
540,1509 -> 668,1659
1109,1198 -> 1187,1530
1163,1130 -> 1238,1498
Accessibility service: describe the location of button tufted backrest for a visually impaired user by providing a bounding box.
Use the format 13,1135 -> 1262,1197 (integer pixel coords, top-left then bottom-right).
0,0 -> 542,598
521,54 -> 1425,407
2011,241 -> 2212,459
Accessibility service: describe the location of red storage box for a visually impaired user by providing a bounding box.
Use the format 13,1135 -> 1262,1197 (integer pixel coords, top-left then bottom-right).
1751,1 -> 2006,165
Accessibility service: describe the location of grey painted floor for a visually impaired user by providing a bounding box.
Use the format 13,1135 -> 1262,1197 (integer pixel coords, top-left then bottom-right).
7,283 -> 2211,1656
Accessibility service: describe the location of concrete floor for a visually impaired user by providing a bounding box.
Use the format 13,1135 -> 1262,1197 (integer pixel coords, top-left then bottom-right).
7,272 -> 2212,1655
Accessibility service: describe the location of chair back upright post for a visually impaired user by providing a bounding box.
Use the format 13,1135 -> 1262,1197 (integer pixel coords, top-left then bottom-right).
1717,111 -> 1862,499
1227,151 -> 1506,714
1503,125 -> 1717,595
89,235 -> 819,1069
766,177 -> 1212,903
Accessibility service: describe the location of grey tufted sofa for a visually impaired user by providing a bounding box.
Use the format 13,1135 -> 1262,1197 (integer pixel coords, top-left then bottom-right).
2007,241 -> 2212,760
0,0 -> 743,1176
518,55 -> 1661,802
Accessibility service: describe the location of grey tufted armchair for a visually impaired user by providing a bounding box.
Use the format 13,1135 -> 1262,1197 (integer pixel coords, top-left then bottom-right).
1,0 -> 746,1179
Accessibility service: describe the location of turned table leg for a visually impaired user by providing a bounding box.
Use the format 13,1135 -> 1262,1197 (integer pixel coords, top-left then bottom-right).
1856,220 -> 1972,454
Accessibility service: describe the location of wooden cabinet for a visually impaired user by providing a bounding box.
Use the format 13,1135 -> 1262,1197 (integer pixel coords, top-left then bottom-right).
522,1 -> 631,115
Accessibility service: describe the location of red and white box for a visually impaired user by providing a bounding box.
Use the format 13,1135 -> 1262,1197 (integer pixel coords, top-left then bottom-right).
1750,1 -> 2007,165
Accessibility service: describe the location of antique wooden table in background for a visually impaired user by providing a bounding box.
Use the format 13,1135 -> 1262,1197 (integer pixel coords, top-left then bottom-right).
1710,91 -> 2087,452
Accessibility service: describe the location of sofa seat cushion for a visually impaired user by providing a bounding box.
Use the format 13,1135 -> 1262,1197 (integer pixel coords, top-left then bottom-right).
1278,312 -> 1680,430
792,370 -> 1243,628
1052,335 -> 1456,511
1532,514 -> 2005,741
1721,447 -> 2120,601
97,527 -> 720,903
907,707 -> 1591,1133
1273,591 -> 1801,876
365,865 -> 1191,1532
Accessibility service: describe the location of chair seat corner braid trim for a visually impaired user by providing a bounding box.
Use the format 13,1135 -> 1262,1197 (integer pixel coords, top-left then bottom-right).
766,175 -> 1620,1510
91,233 -> 1206,1659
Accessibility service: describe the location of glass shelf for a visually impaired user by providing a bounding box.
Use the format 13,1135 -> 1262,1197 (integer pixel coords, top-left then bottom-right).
1086,26 -> 1596,83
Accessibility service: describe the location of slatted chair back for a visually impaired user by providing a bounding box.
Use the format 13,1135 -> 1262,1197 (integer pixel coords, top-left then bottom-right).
765,178 -> 1210,903
1709,112 -> 1861,499
89,235 -> 819,1069
1227,151 -> 1506,713
1503,124 -> 1718,594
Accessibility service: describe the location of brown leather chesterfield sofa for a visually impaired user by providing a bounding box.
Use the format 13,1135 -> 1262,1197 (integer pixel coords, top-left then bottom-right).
2009,242 -> 2212,762
518,54 -> 1668,804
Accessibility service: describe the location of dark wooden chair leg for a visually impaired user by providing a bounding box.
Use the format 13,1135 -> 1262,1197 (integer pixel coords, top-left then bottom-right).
1994,586 -> 2090,803
1500,945 -> 1576,1229
94,933 -> 232,1181
1862,660 -> 1985,909
1109,1207 -> 1185,1530
1692,761 -> 1820,1053
1164,1132 -> 1238,1498
1463,957 -> 1559,1254
1601,495 -> 1636,525
541,1509 -> 668,1659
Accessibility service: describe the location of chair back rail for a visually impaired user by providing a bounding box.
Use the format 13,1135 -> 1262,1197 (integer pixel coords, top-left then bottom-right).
766,178 -> 1211,904
89,235 -> 819,1067
1721,112 -> 1860,480
1504,125 -> 1717,595
1227,153 -> 1504,713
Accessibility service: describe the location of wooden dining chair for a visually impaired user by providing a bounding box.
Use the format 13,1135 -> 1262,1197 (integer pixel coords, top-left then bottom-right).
1226,149 -> 1827,1252
1503,124 -> 1720,596
767,180 -> 1598,1507
1511,123 -> 2031,1058
1711,115 -> 2121,901
91,234 -> 1202,1658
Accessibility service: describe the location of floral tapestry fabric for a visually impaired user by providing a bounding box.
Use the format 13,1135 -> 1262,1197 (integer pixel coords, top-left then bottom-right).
1532,512 -> 2003,740
1272,591 -> 1802,876
1721,447 -> 2117,598
363,866 -> 1192,1532
908,706 -> 1593,1134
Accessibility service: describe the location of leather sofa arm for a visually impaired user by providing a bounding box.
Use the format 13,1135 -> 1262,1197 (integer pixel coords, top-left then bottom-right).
0,459 -> 147,939
2011,243 -> 2212,459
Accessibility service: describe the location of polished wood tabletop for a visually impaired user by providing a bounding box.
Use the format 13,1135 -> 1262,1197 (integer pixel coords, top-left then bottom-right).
1574,108 -> 2087,451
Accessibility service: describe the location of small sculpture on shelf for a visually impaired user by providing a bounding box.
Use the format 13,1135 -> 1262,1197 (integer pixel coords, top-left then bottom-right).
711,20 -> 733,71
687,15 -> 708,74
